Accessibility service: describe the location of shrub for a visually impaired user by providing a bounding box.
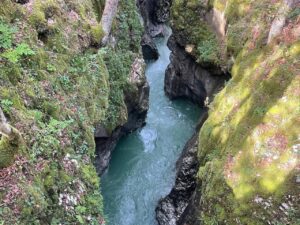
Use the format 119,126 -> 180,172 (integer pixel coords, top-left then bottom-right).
0,21 -> 15,49
0,99 -> 13,113
2,43 -> 35,63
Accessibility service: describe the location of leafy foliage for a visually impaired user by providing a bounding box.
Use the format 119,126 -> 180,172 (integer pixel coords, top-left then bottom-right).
102,48 -> 133,130
0,21 -> 15,49
197,37 -> 219,64
2,43 -> 35,63
0,21 -> 34,63
0,99 -> 13,113
30,118 -> 74,159
113,0 -> 143,52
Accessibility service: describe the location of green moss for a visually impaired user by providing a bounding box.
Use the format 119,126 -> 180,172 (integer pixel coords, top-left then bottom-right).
210,0 -> 227,11
175,1 -> 300,223
226,0 -> 281,57
81,164 -> 100,187
0,126 -> 23,168
0,88 -> 24,111
0,0 -> 22,21
0,0 -> 142,223
198,37 -> 299,224
0,136 -> 17,168
91,0 -> 105,21
90,25 -> 104,45
171,0 -> 223,66
29,7 -> 46,29
41,100 -> 60,119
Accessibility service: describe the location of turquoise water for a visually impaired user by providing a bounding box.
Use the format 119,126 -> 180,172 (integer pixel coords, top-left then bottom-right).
101,33 -> 203,225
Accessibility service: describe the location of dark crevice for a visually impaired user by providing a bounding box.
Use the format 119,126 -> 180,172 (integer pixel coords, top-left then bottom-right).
15,0 -> 29,4
38,30 -> 49,44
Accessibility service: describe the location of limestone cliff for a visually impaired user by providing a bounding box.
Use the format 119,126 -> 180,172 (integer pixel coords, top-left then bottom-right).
0,0 -> 147,224
156,0 -> 300,224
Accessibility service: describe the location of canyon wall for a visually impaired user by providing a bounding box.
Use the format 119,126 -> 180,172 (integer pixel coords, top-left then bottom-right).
153,0 -> 300,224
0,0 -> 146,224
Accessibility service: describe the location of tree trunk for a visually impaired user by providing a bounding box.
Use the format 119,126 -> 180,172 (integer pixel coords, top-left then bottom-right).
100,0 -> 119,45
0,108 -> 22,168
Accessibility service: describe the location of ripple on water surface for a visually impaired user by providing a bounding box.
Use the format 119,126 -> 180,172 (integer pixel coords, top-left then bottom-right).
101,31 -> 204,225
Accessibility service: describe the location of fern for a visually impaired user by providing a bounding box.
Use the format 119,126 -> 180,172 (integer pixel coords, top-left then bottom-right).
0,22 -> 16,49
1,43 -> 35,63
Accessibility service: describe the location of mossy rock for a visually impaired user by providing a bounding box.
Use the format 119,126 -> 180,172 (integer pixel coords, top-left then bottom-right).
0,127 -> 23,168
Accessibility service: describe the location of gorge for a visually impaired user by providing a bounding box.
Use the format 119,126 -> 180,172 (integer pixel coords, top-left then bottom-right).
101,32 -> 202,225
0,0 -> 299,225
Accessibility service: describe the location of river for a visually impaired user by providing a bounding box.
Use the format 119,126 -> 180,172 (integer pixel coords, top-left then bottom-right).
101,31 -> 203,225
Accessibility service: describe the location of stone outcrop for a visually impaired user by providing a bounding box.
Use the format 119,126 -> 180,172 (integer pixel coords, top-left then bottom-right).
95,58 -> 149,175
267,0 -> 298,43
100,0 -> 119,45
165,35 -> 230,106
154,0 -> 172,23
137,0 -> 171,37
141,33 -> 159,60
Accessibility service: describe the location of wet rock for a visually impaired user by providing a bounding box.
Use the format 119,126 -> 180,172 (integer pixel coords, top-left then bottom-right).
164,35 -> 229,106
155,0 -> 172,23
157,32 -> 229,219
141,33 -> 159,61
156,111 -> 208,225
95,58 -> 149,175
137,0 -> 171,37
94,126 -> 123,175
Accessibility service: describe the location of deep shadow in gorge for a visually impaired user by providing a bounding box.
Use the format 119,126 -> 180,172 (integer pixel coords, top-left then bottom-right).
100,30 -> 204,225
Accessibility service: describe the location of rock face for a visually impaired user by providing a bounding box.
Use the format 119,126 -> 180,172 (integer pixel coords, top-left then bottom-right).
137,0 -> 171,37
141,33 -> 159,60
156,111 -> 208,225
157,0 -> 300,224
95,58 -> 149,175
154,0 -> 172,23
165,35 -> 230,106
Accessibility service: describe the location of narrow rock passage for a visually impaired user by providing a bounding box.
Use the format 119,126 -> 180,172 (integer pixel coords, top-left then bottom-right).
101,30 -> 204,225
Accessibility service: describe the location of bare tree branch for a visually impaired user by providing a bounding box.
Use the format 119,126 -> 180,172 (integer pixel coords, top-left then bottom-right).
0,107 -> 13,138
0,107 -> 23,168
100,0 -> 119,45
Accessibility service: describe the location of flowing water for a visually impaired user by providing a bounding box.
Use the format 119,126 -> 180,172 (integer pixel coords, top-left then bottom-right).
101,31 -> 203,225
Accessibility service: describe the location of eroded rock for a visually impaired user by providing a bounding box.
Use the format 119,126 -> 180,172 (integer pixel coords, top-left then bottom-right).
164,35 -> 229,106
141,33 -> 159,60
95,58 -> 149,175
156,111 -> 208,225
